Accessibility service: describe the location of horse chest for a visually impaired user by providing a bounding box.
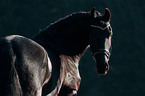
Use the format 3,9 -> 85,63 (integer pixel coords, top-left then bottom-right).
60,55 -> 81,90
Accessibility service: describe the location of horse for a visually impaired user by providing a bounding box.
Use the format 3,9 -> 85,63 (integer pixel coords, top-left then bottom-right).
0,8 -> 113,96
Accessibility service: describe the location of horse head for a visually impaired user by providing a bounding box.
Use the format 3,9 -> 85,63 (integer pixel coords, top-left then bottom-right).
89,8 -> 113,75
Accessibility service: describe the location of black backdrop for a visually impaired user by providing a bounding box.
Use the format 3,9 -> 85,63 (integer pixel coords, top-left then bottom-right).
0,0 -> 145,96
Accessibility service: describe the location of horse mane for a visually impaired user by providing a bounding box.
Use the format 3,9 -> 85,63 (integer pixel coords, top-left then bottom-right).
40,12 -> 90,34
34,11 -> 91,56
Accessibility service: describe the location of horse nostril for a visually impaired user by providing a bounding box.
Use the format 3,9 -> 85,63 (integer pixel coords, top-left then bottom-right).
105,66 -> 108,71
105,64 -> 109,71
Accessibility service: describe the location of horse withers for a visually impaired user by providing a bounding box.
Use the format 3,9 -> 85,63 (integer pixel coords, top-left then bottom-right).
0,8 -> 112,96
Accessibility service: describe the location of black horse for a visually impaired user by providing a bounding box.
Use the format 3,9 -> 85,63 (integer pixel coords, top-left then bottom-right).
0,8 -> 113,96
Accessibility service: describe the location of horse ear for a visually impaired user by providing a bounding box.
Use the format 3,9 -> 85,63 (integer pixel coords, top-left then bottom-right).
90,8 -> 97,18
102,8 -> 111,22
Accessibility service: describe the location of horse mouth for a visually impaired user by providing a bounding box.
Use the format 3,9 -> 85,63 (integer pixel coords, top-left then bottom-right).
93,52 -> 110,75
96,64 -> 109,75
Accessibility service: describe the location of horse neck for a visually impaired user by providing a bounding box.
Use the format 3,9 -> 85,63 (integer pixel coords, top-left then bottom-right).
59,55 -> 80,68
34,13 -> 90,57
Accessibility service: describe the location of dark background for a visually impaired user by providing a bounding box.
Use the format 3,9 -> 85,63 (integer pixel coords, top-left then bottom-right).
0,0 -> 145,96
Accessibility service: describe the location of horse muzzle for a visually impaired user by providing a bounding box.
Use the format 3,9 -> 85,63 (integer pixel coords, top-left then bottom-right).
93,50 -> 110,75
